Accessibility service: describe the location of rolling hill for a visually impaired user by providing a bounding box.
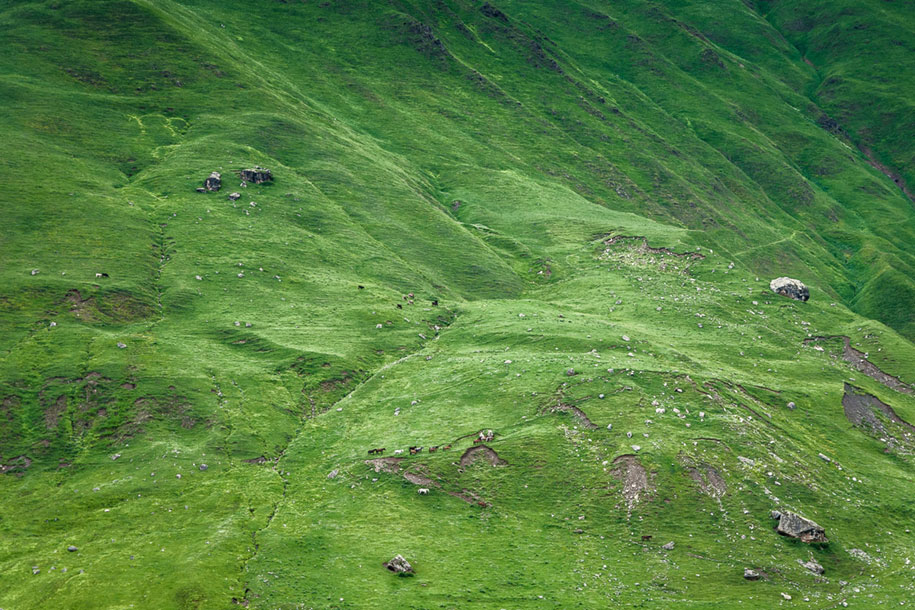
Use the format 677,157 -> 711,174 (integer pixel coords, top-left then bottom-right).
2,1 -> 915,608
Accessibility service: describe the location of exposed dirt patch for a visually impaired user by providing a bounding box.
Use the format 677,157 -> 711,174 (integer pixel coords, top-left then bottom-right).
63,289 -> 153,323
599,235 -> 704,274
365,457 -> 403,474
0,454 -> 32,476
859,144 -> 914,203
843,384 -> 915,453
459,445 -> 508,468
66,289 -> 97,322
403,470 -> 436,487
610,454 -> 654,513
1,395 -> 20,427
123,393 -> 196,440
399,464 -> 488,506
550,403 -> 598,429
681,455 -> 727,498
44,395 -> 67,430
806,336 -> 913,394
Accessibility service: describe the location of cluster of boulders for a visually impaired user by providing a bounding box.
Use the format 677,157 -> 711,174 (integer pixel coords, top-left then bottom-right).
240,166 -> 273,184
197,168 -> 273,193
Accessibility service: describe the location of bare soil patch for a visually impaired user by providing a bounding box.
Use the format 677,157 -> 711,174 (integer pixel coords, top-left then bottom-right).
459,445 -> 507,468
806,336 -> 913,394
610,454 -> 654,513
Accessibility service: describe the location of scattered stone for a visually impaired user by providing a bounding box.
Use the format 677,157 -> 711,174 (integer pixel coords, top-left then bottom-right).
383,554 -> 413,574
566,368 -> 577,376
228,192 -> 241,201
800,559 -> 824,574
239,167 -> 273,184
195,187 -> 206,193
32,566 -> 40,575
773,511 -> 827,543
744,568 -> 760,580
770,277 -> 809,302
205,171 -> 221,192
67,545 -> 78,552
662,541 -> 675,551
817,453 -> 831,463
116,342 -> 126,349
781,592 -> 792,601
787,401 -> 796,410
327,469 -> 339,479
30,269 -> 39,276
199,464 -> 208,471
111,453 -> 121,460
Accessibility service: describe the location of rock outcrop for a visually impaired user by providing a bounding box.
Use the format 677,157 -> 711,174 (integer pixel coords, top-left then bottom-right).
800,559 -> 824,574
383,554 -> 413,574
239,167 -> 273,184
769,277 -> 809,302
772,511 -> 827,543
204,171 -> 221,192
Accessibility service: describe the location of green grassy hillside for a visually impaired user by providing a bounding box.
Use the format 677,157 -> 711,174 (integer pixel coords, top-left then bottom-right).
2,1 -> 915,608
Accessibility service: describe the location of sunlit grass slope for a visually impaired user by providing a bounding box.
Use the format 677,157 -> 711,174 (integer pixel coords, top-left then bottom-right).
2,1 -> 915,608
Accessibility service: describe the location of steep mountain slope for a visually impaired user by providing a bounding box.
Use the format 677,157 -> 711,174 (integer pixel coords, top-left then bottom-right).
1,1 -> 914,608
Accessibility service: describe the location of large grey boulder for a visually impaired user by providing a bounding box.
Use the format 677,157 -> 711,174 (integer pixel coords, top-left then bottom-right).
743,568 -> 760,580
239,167 -> 273,184
383,554 -> 413,574
769,277 -> 809,302
205,171 -> 221,192
773,511 -> 827,543
800,559 -> 824,574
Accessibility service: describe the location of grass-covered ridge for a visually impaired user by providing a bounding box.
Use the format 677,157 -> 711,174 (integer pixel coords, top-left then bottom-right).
1,1 -> 915,608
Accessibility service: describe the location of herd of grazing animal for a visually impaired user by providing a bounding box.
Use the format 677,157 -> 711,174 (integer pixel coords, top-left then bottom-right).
355,284 -> 438,308
366,434 -> 492,457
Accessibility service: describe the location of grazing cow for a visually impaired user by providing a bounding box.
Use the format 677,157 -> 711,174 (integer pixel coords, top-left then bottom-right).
472,438 -> 482,445
358,285 -> 365,290
431,300 -> 438,306
442,444 -> 451,450
367,448 -> 386,455
396,304 -> 402,309
429,446 -> 438,453
409,446 -> 422,455
477,501 -> 487,507
641,535 -> 652,542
